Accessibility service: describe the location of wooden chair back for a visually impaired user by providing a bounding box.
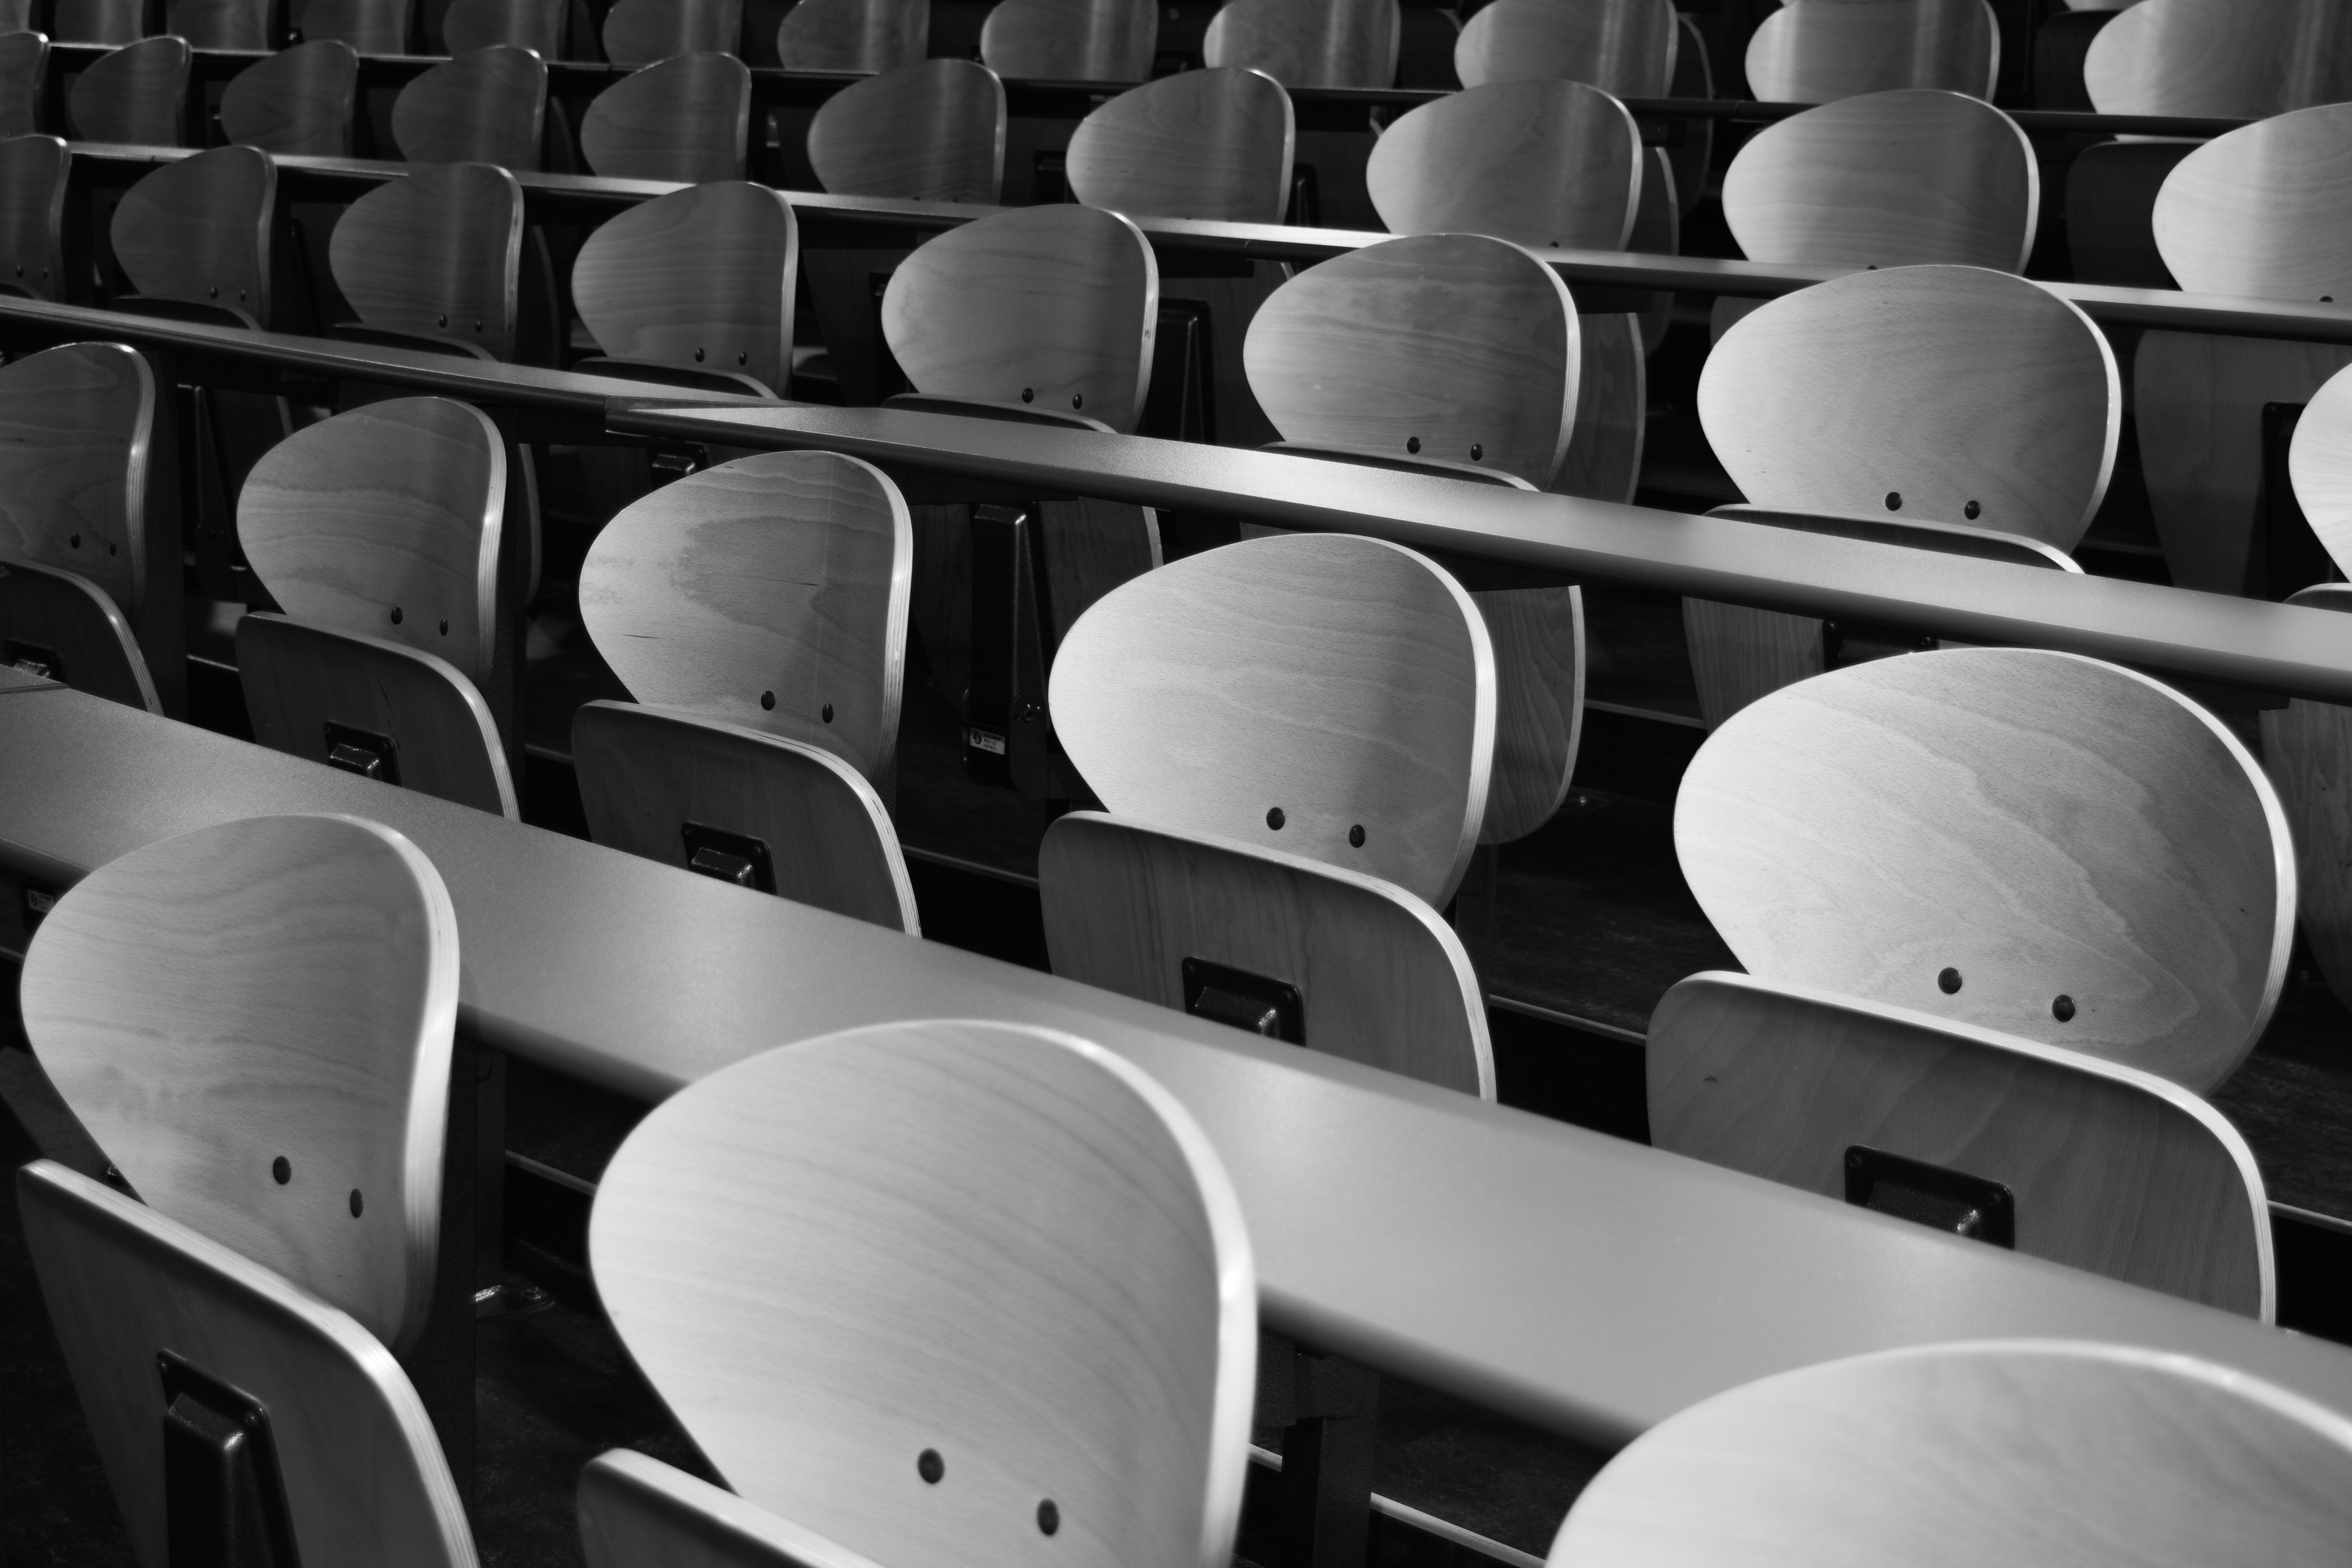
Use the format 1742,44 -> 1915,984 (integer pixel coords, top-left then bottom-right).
1064,66 -> 1293,225
591,1018 -> 1255,1568
2084,0 -> 2352,118
53,0 -> 144,44
294,0 -> 413,53
18,812 -> 459,1351
68,35 -> 190,146
602,0 -> 740,66
775,0 -> 924,70
2152,103 -> 2352,304
442,0 -> 564,53
0,0 -> 28,28
0,557 -> 160,709
0,33 -> 44,141
1549,1341 -> 2352,1566
572,182 -> 793,393
221,40 -> 357,156
328,161 -> 523,359
1041,812 -> 1492,1093
578,51 -> 751,182
1649,972 -> 2270,1315
111,144 -> 274,324
1452,0 -> 1677,96
0,132 -> 67,297
806,57 -> 1005,203
0,342 -> 158,626
1202,0 -> 1397,88
2290,363 -> 2352,579
1050,531 -> 1493,907
1744,0 -> 1999,104
1676,647 -> 2293,1093
581,1450 -> 876,1568
1367,78 -> 1641,251
392,44 -> 545,169
980,0 -> 1154,81
167,0 -> 271,47
1721,88 -> 2036,270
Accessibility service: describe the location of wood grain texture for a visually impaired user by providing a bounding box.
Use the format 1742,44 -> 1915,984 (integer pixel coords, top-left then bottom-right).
392,45 -> 545,170
2151,103 -> 2352,302
110,144 -> 274,323
328,161 -> 523,359
1049,531 -> 1493,907
1550,1340 -> 2352,1567
294,0 -> 414,53
68,35 -> 190,147
573,182 -> 791,393
221,40 -> 358,157
883,204 -> 1155,431
774,0 -> 923,71
2084,0 -> 2352,119
0,132 -> 67,297
1201,0 -> 1398,88
19,1163 -> 477,1568
2291,361 -> 2352,580
1065,67 -> 1293,225
1699,265 -> 2117,550
19,812 -> 458,1350
590,1019 -> 1255,1568
578,449 -> 910,780
237,611 -> 518,816
1367,78 -> 1640,252
1556,309 -> 1642,501
807,58 -> 1004,203
581,1450 -> 887,1568
167,0 -> 270,47
1722,88 -> 2036,270
579,52 -> 751,182
53,0 -> 145,44
0,35 -> 45,141
1245,232 -> 1578,487
573,700 -> 918,932
239,396 -> 507,678
980,0 -> 1155,83
1675,647 -> 2294,1092
442,0 -> 564,53
1744,0 -> 1998,104
1041,811 -> 1492,1093
1452,0 -> 1675,96
2258,588 -> 2352,1018
0,341 -> 154,621
0,0 -> 26,30
0,558 -> 159,710
1649,972 -> 2270,1315
602,0 -> 740,67
1473,584 -> 1582,843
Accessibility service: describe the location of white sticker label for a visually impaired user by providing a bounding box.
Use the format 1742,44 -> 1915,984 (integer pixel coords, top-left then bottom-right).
966,728 -> 1008,756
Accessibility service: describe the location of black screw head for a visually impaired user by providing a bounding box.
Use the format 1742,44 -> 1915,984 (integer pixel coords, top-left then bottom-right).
917,1449 -> 943,1483
67,533 -> 79,548
738,351 -> 748,364
437,314 -> 448,327
390,606 -> 404,625
694,347 -> 706,361
1020,387 -> 1035,402
208,285 -> 218,298
1469,442 -> 1482,460
1963,500 -> 1982,520
821,703 -> 834,723
1347,824 -> 1365,847
1037,1500 -> 1059,1535
1406,436 -> 1422,454
760,690 -> 776,710
1071,393 -> 1083,409
1885,491 -> 1903,511
1937,967 -> 1962,994
272,1156 -> 291,1184
2052,994 -> 2076,1022
439,618 -> 450,635
1266,807 -> 1285,830
349,1189 -> 364,1217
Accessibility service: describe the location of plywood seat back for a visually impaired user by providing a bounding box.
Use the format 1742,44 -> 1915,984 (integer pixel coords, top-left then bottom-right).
1064,67 -> 1293,225
1367,78 -> 1641,253
1744,0 -> 1999,105
578,52 -> 751,182
54,0 -> 143,44
1201,0 -> 1398,88
2084,0 -> 2352,118
580,1450 -> 870,1568
590,1019 -> 1254,1568
220,40 -> 357,156
442,0 -> 565,54
1452,0 -> 1677,96
0,34 -> 47,141
111,144 -> 274,323
806,57 -> 1005,203
0,341 -> 157,621
0,132 -> 68,298
775,0 -> 925,71
68,35 -> 190,147
1676,647 -> 2294,1093
294,0 -> 414,53
167,0 -> 268,46
392,44 -> 546,169
1549,1341 -> 2352,1566
1050,531 -> 1493,907
2151,103 -> 2352,306
602,0 -> 740,66
572,182 -> 793,393
18,813 -> 460,1351
2290,366 -> 2352,579
0,557 -> 158,709
980,0 -> 1156,82
327,161 -> 523,359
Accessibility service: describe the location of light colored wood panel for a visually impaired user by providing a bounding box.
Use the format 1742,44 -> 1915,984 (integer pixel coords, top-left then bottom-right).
1049,531 -> 1493,907
1065,67 -> 1292,225
602,0 -> 740,66
1367,78 -> 1640,251
1473,584 -> 1582,844
1452,0 -> 1675,96
1675,646 -> 2293,1092
1698,264 -> 2117,549
2084,0 -> 2352,119
0,36 -> 46,141
1201,0 -> 1398,88
239,396 -> 506,678
806,57 -> 1004,203
68,35 -> 190,147
578,449 -> 910,780
54,0 -> 144,44
2292,360 -> 2352,580
327,160 -> 522,359
581,1450 -> 887,1568
1649,972 -> 2270,1315
590,1019 -> 1254,1568
238,611 -> 518,816
221,40 -> 358,158
2259,589 -> 2352,1015
1744,0 -> 1998,105
1554,309 -> 1641,500
1245,232 -> 1577,487
0,132 -> 68,297
1550,1340 -> 2352,1567
392,44 -> 545,170
882,204 -> 1155,432
579,52 -> 750,182
110,144 -> 273,322
573,701 -> 917,932
1684,596 -> 1824,731
980,0 -> 1154,83
573,181 -> 791,394
19,812 -> 458,1350
0,558 -> 159,710
2151,103 -> 2352,302
0,341 -> 153,620
1723,88 -> 2036,269
774,0 -> 923,71
295,0 -> 414,53
167,0 -> 271,48
443,0 -> 564,53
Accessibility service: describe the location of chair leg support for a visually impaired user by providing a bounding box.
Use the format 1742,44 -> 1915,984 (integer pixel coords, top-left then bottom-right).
1271,1343 -> 1380,1568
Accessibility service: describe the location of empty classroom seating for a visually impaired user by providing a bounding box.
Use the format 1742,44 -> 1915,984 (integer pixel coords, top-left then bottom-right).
0,31 -> 43,139
219,39 -> 359,156
390,43 -> 547,169
603,0 -> 740,67
1452,0 -> 1678,97
68,34 -> 191,146
442,0 -> 566,53
980,0 -> 1156,82
578,50 -> 753,181
1744,0 -> 2000,104
1203,0 -> 1399,89
774,0 -> 925,71
570,180 -> 796,392
108,144 -> 276,324
2084,0 -> 2352,119
295,0 -> 414,53
806,56 -> 1005,202
328,161 -> 524,359
1065,65 -> 1294,223
0,131 -> 66,297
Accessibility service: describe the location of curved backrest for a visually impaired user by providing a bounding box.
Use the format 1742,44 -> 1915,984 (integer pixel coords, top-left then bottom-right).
581,1450 -> 875,1568
1551,1341 -> 2352,1566
1649,972 -> 2270,1315
1699,265 -> 2117,549
0,33 -> 45,141
19,814 -> 458,1352
1676,647 -> 2293,1092
579,52 -> 751,182
980,0 -> 1154,81
0,557 -> 161,710
1722,88 -> 2036,269
1051,531 -> 1493,907
221,40 -> 356,155
328,161 -> 523,358
579,450 -> 909,779
1367,78 -> 1641,251
0,132 -> 67,297
573,182 -> 794,394
0,342 -> 156,618
775,0 -> 923,70
2292,360 -> 2352,575
392,44 -> 545,168
68,35 -> 190,146
295,0 -> 412,52
1246,233 -> 1579,487
53,0 -> 144,43
602,0 -> 739,65
238,397 -> 507,679
1453,0 -> 1676,95
592,1019 -> 1254,1568
806,58 -> 1005,203
2085,0 -> 2352,119
1745,0 -> 1999,104
442,0 -> 564,53
111,144 -> 274,322
1202,0 -> 1398,88
166,0 -> 270,46
2151,103 -> 2352,303
1065,67 -> 1293,225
